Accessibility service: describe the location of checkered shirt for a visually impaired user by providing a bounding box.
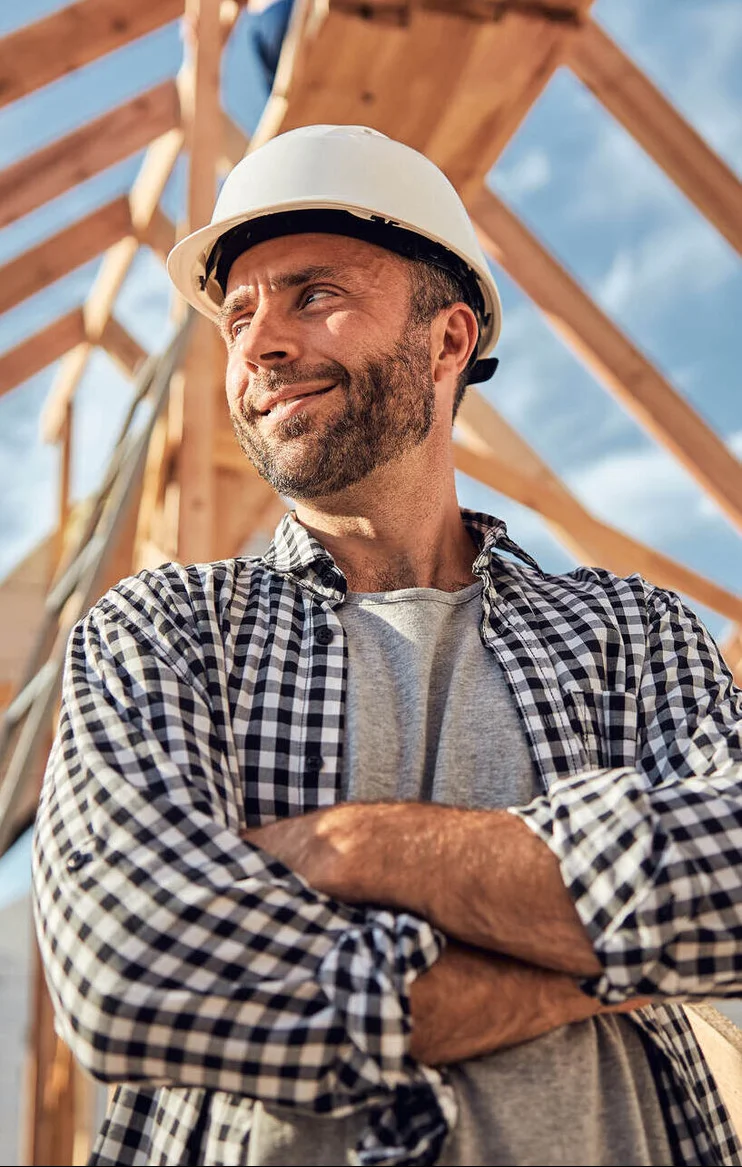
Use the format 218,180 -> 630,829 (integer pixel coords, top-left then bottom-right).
32,510 -> 742,1166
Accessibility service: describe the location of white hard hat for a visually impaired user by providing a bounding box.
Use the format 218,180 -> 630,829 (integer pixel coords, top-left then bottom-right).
167,125 -> 502,380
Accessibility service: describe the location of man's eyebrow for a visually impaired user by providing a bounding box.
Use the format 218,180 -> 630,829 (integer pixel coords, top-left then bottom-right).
217,265 -> 350,333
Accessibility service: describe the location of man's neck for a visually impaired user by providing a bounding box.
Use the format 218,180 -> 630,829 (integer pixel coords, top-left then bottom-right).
294,456 -> 478,593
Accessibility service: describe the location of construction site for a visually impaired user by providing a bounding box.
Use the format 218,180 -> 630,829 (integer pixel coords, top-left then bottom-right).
0,0 -> 741,1163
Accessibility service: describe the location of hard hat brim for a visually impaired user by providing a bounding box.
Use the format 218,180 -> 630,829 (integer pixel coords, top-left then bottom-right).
167,199 -> 502,355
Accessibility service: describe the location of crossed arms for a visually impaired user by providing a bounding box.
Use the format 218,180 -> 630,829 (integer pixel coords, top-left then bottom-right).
32,578 -> 742,1113
242,799 -> 640,1065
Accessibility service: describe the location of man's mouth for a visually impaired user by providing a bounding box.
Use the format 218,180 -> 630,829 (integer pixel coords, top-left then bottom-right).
260,383 -> 337,417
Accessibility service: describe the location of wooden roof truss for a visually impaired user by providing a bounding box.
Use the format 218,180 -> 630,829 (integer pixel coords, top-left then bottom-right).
0,3 -> 741,1155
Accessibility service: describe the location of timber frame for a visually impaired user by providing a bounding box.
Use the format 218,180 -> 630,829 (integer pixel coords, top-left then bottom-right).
0,0 -> 741,1161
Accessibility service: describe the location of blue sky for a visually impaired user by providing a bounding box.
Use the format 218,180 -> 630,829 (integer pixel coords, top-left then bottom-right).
0,0 -> 740,641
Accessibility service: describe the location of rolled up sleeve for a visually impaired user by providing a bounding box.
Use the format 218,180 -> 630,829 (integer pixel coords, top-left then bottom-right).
510,587 -> 742,1004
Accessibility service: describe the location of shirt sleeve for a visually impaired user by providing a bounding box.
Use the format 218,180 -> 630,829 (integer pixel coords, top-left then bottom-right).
509,585 -> 742,1005
31,592 -> 451,1148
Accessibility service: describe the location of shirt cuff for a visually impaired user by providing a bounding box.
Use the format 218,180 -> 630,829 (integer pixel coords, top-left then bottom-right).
508,768 -> 663,1005
318,911 -> 457,1166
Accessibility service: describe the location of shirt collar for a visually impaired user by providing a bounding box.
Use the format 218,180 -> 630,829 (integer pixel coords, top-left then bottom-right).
260,508 -> 542,601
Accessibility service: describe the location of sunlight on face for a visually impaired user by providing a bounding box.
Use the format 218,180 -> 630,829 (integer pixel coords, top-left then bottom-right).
221,234 -> 437,499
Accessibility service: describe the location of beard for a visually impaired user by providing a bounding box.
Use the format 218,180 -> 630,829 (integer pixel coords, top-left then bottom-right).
229,326 -> 436,500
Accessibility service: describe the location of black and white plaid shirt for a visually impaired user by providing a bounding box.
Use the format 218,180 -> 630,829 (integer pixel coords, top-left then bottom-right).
33,510 -> 742,1166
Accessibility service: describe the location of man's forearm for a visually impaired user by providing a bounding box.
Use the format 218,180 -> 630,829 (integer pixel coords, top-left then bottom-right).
374,804 -> 602,977
408,941 -> 645,1065
245,802 -> 600,977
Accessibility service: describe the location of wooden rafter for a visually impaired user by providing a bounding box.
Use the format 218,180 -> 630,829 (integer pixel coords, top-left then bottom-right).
569,19 -> 742,257
40,129 -> 183,444
0,0 -> 182,110
424,5 -> 588,187
468,186 -> 742,535
275,3 -> 592,189
0,198 -> 132,318
99,318 -> 148,377
721,626 -> 742,685
0,310 -> 85,399
455,391 -> 742,623
0,81 -> 179,231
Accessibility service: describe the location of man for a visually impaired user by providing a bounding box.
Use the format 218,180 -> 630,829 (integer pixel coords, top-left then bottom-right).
33,125 -> 742,1166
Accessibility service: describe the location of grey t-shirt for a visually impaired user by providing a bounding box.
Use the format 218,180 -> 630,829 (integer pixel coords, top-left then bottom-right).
247,582 -> 673,1166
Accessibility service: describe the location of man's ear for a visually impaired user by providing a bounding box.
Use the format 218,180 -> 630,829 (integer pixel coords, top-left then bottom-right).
431,304 -> 479,384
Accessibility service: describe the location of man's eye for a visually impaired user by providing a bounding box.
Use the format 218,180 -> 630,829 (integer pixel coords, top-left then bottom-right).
231,319 -> 250,338
302,288 -> 333,307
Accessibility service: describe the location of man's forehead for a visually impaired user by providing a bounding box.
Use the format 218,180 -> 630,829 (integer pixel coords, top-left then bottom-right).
224,231 -> 404,294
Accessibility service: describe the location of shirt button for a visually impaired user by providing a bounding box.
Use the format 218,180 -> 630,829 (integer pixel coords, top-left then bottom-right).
66,850 -> 93,872
315,626 -> 334,645
320,569 -> 336,588
305,754 -> 323,772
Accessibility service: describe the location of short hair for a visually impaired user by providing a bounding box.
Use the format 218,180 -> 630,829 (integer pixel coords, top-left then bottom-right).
406,258 -> 474,420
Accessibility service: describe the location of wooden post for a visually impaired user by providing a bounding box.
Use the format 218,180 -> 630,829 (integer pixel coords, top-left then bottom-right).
176,0 -> 224,564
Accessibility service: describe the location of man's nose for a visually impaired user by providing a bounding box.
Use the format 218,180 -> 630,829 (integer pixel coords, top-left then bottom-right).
237,302 -> 301,368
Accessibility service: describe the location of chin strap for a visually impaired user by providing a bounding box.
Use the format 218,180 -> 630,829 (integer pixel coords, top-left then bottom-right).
467,357 -> 499,385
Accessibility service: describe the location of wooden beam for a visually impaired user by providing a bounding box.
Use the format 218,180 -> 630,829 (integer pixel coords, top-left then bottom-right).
221,112 -> 249,169
569,20 -> 742,256
721,626 -> 742,686
100,317 -> 147,376
455,390 -> 742,623
0,310 -> 85,398
425,7 -> 584,187
0,81 -> 179,231
177,0 -> 223,564
129,129 -> 184,231
454,441 -> 742,623
40,234 -> 139,444
0,197 -> 132,317
272,3 -> 592,189
0,0 -> 182,110
40,131 -> 183,444
140,206 -> 177,260
468,186 -> 742,535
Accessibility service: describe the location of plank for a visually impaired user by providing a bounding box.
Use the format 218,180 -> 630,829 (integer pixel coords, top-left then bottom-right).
100,317 -> 147,376
177,0 -> 224,564
686,1006 -> 742,1142
0,0 -> 182,109
40,130 -> 182,445
0,197 -> 132,317
141,207 -> 177,259
720,626 -> 742,686
468,186 -> 742,535
456,389 -> 742,621
129,129 -> 184,231
0,81 -> 179,231
453,440 -> 742,623
274,3 -> 592,188
569,20 -> 742,256
426,11 -> 578,188
0,310 -> 85,398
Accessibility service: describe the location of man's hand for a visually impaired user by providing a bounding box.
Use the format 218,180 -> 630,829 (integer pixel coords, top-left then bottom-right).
243,801 -> 602,978
408,941 -> 650,1066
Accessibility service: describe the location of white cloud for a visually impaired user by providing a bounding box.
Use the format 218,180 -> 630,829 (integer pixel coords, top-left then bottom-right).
493,149 -> 552,200
566,442 -> 715,543
571,120 -> 680,222
729,430 -> 742,459
596,216 -> 738,317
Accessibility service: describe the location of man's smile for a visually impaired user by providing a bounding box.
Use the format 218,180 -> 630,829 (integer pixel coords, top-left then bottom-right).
257,382 -> 338,418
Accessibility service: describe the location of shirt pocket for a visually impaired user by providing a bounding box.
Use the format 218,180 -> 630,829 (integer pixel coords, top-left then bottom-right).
561,689 -> 640,770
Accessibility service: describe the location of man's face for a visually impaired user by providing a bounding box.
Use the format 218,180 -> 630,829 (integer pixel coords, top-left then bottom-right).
219,233 -> 437,500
